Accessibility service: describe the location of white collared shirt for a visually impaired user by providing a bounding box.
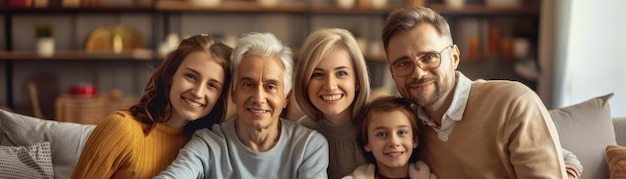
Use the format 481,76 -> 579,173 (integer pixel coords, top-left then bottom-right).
415,71 -> 473,141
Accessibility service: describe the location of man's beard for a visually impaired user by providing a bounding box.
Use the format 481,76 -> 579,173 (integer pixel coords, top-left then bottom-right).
407,77 -> 441,107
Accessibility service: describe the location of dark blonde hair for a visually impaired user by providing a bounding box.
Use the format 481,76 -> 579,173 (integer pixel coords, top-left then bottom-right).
356,96 -> 420,163
128,34 -> 232,136
382,6 -> 452,52
293,28 -> 370,122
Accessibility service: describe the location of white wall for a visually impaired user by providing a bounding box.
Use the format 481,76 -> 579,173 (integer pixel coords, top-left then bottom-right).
540,0 -> 626,117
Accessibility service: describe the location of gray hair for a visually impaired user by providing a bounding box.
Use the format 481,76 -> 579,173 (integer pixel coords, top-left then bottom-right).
231,32 -> 293,93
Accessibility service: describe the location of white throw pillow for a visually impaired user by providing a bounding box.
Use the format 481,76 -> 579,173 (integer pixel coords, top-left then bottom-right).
0,142 -> 54,178
550,93 -> 616,179
0,109 -> 96,179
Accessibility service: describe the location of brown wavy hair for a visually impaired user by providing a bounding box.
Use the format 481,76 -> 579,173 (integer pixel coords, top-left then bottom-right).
128,34 -> 232,136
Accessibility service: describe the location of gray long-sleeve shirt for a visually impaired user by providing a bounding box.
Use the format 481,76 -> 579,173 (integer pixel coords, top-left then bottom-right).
155,118 -> 329,179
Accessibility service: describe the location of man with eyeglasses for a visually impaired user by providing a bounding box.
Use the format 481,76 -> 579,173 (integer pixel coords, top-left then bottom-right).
381,7 -> 570,178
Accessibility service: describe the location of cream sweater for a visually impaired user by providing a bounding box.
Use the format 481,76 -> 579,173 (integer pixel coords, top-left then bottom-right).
417,72 -> 566,178
342,161 -> 437,179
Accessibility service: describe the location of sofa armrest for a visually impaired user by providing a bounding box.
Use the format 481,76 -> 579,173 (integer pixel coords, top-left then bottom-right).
613,118 -> 626,146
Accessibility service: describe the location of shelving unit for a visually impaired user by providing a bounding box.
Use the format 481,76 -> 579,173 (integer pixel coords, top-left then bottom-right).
310,4 -> 402,14
0,0 -> 541,118
433,3 -> 540,90
1,2 -> 541,60
1,5 -> 158,117
155,1 -> 307,12
429,4 -> 539,15
0,6 -> 152,12
0,50 -> 154,60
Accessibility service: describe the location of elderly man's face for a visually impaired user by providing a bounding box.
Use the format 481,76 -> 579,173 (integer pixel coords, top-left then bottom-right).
232,55 -> 288,130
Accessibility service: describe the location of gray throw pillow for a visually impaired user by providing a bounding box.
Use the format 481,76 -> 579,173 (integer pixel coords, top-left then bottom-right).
550,93 -> 616,179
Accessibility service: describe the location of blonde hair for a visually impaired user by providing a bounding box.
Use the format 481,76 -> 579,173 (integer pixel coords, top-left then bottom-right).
293,28 -> 370,122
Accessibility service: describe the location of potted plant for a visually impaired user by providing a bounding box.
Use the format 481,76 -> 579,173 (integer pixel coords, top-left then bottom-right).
36,24 -> 54,57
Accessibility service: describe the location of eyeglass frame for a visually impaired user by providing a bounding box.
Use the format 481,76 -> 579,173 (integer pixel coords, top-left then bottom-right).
389,44 -> 455,77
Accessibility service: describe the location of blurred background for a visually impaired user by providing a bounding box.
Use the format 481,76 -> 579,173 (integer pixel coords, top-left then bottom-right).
0,0 -> 624,124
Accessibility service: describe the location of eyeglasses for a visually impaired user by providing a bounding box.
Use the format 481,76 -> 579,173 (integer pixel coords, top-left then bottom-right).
390,44 -> 454,77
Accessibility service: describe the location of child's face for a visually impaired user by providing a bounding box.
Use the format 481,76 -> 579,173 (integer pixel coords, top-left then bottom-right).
364,110 -> 418,173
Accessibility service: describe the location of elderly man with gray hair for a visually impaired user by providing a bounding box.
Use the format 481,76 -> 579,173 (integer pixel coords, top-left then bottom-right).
156,32 -> 329,179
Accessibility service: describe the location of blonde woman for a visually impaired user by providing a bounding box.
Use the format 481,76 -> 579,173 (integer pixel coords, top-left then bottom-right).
293,28 -> 370,179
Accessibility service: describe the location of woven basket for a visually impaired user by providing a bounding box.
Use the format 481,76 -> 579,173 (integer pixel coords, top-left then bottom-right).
55,95 -> 138,125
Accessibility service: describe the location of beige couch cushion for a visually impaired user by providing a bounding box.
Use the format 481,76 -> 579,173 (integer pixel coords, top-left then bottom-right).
0,109 -> 95,179
550,93 -> 616,179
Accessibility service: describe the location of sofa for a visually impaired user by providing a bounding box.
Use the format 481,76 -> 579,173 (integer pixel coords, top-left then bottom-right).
0,93 -> 624,179
0,110 -> 95,179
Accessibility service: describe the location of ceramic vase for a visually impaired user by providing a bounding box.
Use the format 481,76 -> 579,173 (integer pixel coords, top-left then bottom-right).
36,37 -> 54,58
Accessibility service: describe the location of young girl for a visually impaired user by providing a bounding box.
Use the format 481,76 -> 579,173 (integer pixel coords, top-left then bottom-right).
71,34 -> 232,178
293,28 -> 370,178
345,96 -> 436,179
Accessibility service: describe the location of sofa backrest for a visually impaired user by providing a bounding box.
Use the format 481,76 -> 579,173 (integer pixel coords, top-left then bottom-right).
0,109 -> 96,179
613,118 -> 626,146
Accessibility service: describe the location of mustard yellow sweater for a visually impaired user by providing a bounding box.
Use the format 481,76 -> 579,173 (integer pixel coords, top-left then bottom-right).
71,111 -> 189,179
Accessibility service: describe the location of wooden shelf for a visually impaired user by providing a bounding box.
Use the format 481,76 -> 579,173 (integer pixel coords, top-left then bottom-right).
429,4 -> 539,16
293,48 -> 386,63
0,5 -> 153,13
0,3 -> 539,15
0,50 -> 156,60
1,49 -> 376,61
156,1 -> 307,13
309,4 -> 402,15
